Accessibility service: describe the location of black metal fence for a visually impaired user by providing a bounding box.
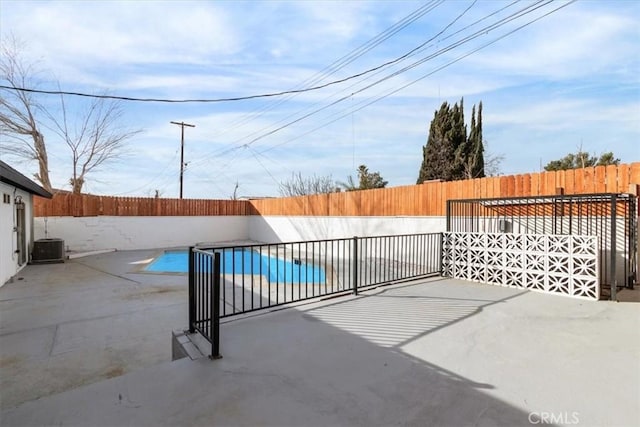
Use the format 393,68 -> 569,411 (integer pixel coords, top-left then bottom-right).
188,249 -> 221,359
446,193 -> 638,300
187,233 -> 442,356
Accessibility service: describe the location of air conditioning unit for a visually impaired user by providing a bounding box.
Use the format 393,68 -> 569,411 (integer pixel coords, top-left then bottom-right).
498,219 -> 512,233
31,238 -> 66,264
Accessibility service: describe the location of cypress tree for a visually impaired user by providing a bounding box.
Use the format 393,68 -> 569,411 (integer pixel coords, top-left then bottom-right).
449,98 -> 468,180
417,102 -> 458,183
471,102 -> 485,178
418,98 -> 485,182
465,102 -> 485,178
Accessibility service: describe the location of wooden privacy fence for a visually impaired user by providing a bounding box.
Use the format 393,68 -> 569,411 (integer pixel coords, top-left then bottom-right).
34,194 -> 252,217
34,163 -> 639,217
251,163 -> 640,216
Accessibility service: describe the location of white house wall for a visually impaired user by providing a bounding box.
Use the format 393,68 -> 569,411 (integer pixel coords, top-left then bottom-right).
1,183 -> 33,286
34,216 -> 250,252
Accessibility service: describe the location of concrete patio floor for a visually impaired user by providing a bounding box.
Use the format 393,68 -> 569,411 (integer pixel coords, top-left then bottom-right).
0,249 -> 190,410
1,250 -> 639,426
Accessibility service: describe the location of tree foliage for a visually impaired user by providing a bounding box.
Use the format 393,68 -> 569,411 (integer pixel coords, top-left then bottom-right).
416,98 -> 485,183
544,151 -> 620,171
416,101 -> 465,183
279,172 -> 338,197
462,102 -> 485,179
339,164 -> 388,191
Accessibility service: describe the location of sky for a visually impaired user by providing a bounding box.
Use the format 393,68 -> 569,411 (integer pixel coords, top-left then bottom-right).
1,0 -> 639,199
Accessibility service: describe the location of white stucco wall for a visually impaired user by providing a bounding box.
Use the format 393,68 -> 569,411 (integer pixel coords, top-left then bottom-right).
249,216 -> 446,242
31,215 -> 446,252
34,216 -> 250,252
1,183 -> 33,286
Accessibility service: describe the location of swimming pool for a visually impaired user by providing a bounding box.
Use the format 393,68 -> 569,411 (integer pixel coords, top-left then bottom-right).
145,248 -> 326,284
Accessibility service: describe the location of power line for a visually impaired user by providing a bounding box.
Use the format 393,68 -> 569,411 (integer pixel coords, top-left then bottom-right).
179,0 -> 576,196
3,2 -> 444,106
259,0 -> 576,157
184,167 -> 234,197
1,33 -> 455,104
212,0 -> 516,155
10,0 -> 574,196
0,3 -> 462,105
223,0 -> 554,152
247,147 -> 282,188
204,0 -> 445,140
114,149 -> 180,196
187,0 -> 561,184
188,0 -> 479,169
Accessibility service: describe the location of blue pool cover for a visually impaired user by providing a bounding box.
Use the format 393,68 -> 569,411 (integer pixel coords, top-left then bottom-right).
145,249 -> 326,284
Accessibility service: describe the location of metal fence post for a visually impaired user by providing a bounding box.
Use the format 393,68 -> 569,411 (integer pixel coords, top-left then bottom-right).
353,236 -> 358,295
188,246 -> 195,333
631,196 -> 638,289
211,252 -> 222,359
610,195 -> 617,301
438,233 -> 444,276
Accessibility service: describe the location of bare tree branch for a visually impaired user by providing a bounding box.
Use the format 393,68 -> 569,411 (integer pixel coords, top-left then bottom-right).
483,140 -> 504,177
2,36 -> 142,194
279,172 -> 338,197
46,93 -> 142,193
0,34 -> 52,191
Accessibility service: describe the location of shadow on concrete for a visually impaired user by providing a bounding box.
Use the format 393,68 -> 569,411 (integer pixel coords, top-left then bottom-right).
4,254 -> 638,426
2,279 -> 538,426
304,278 -> 529,349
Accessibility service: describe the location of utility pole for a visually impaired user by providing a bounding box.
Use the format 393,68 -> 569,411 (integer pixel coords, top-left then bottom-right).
170,121 -> 195,199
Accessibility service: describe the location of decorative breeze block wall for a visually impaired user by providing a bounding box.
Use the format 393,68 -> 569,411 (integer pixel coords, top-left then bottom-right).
442,232 -> 599,300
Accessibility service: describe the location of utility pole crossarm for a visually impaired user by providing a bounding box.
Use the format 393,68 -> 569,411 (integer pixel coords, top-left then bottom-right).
170,121 -> 195,199
170,121 -> 196,128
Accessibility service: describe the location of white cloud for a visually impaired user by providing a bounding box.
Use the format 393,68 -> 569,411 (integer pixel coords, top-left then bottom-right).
465,5 -> 639,80
2,0 -> 638,199
8,1 -> 239,67
291,1 -> 372,40
486,98 -> 640,131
